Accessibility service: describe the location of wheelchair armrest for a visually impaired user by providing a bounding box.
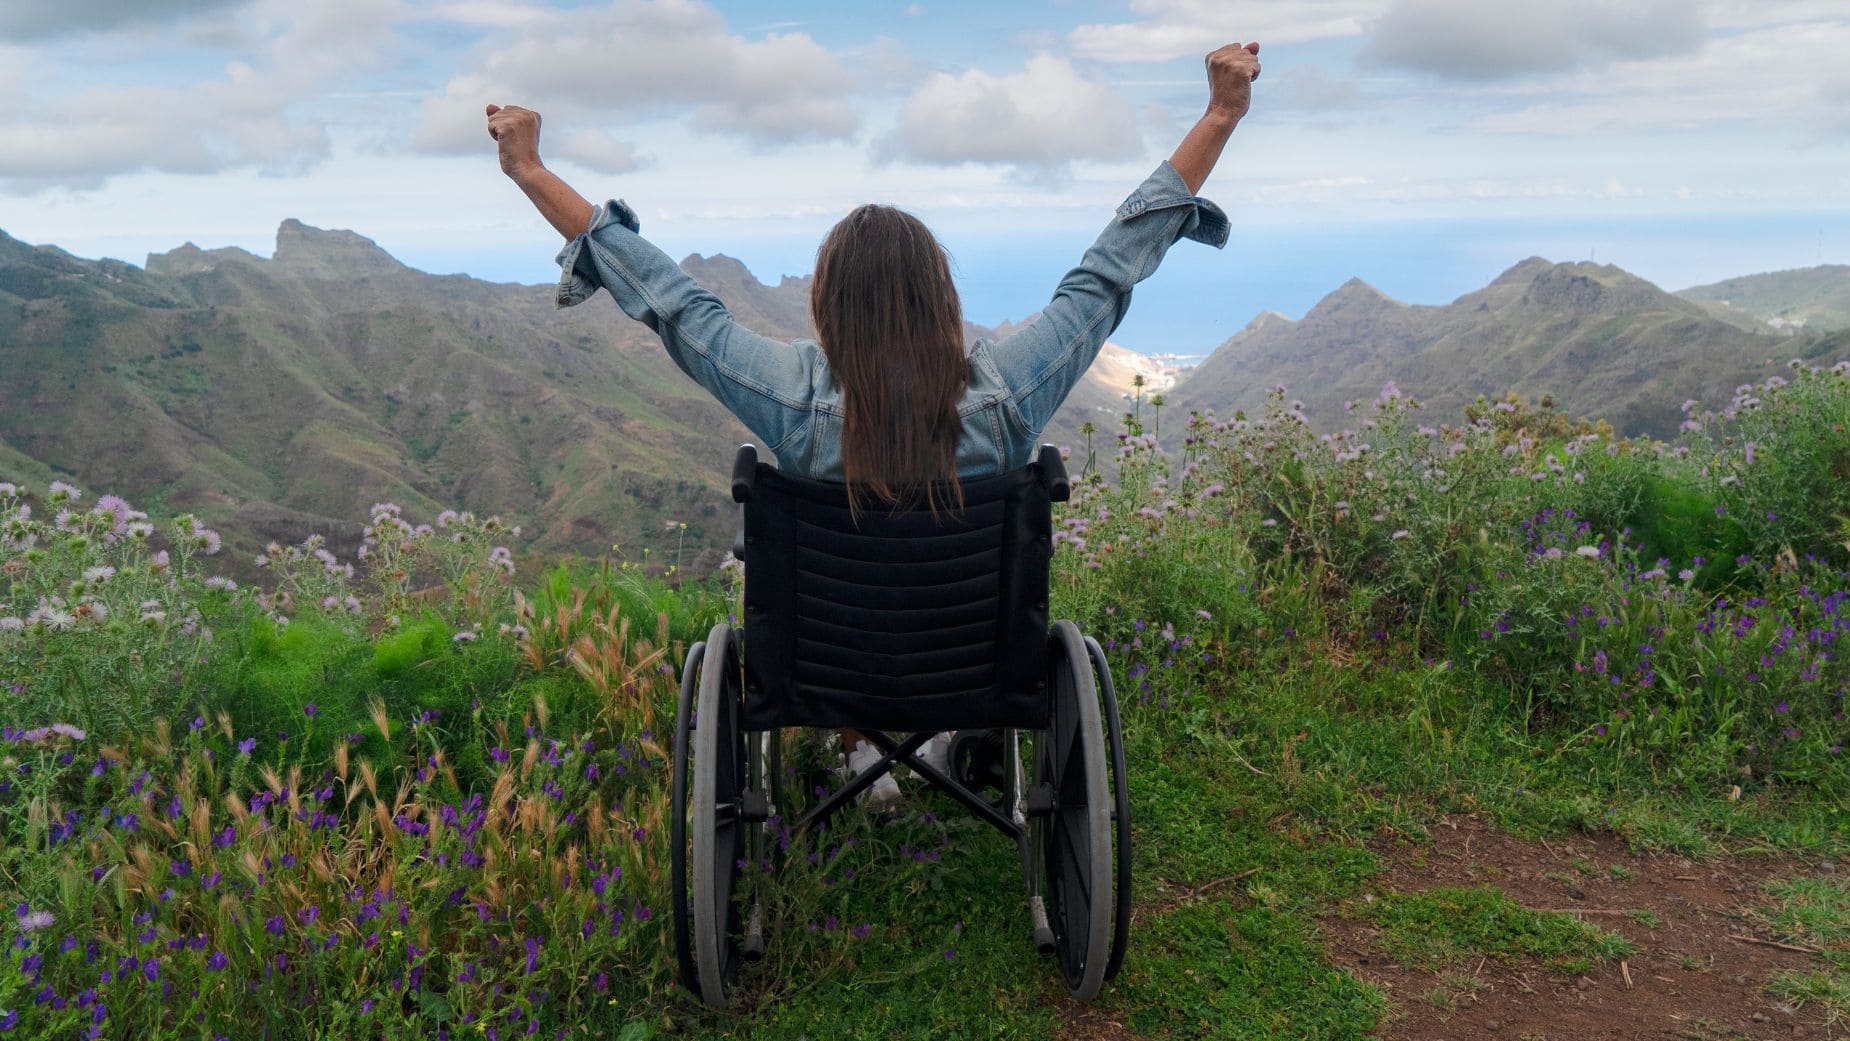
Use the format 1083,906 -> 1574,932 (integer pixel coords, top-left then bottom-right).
731,444 -> 758,503
732,505 -> 746,561
1037,443 -> 1070,502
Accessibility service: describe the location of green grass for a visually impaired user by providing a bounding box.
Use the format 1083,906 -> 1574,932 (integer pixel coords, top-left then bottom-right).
1756,876 -> 1850,1026
1362,885 -> 1636,974
1758,876 -> 1850,948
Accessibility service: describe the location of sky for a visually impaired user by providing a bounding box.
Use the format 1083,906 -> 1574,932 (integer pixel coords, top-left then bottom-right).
1,0 -> 1848,354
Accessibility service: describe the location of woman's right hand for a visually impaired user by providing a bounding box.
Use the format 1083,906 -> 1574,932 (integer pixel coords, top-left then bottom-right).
1204,42 -> 1261,125
485,103 -> 544,179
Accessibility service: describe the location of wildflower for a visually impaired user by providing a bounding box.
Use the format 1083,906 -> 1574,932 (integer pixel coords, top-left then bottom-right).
16,909 -> 53,932
237,738 -> 257,757
1575,546 -> 1601,558
453,631 -> 478,643
304,704 -> 317,718
1390,529 -> 1409,540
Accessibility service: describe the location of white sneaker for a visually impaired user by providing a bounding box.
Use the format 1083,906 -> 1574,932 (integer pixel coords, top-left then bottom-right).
843,741 -> 902,812
917,732 -> 953,775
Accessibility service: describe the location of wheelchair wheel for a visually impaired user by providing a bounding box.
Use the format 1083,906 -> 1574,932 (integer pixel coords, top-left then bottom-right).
1084,634 -> 1133,984
672,622 -> 748,1007
1032,620 -> 1113,1001
670,637 -> 704,995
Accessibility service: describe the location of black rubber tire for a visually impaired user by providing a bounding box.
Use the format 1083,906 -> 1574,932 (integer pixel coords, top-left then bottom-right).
1085,633 -> 1133,984
670,639 -> 704,995
1033,620 -> 1112,1001
690,622 -> 745,1007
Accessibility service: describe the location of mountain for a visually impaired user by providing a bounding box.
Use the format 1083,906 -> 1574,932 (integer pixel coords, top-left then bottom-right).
1677,265 -> 1850,334
0,222 -> 1143,577
1169,258 -> 1848,439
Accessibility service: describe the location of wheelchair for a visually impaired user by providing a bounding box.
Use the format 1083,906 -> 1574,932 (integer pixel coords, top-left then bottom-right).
671,444 -> 1131,1007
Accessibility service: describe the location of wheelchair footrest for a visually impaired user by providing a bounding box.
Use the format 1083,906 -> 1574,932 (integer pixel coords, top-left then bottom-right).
742,902 -> 766,961
1029,896 -> 1057,954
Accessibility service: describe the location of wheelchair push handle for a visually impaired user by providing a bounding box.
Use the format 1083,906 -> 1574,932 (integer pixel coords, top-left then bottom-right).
731,444 -> 758,503
1036,444 -> 1070,502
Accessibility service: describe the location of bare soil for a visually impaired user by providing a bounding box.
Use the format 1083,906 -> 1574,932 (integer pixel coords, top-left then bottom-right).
1321,814 -> 1843,1040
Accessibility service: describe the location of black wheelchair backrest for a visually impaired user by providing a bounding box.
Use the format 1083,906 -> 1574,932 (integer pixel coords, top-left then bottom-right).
730,444 -> 1068,732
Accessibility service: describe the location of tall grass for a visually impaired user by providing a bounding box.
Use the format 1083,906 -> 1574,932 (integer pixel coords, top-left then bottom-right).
2,361 -> 1848,1036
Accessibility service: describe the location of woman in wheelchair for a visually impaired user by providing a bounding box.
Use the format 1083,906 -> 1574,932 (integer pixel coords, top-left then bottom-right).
487,40 -> 1259,1006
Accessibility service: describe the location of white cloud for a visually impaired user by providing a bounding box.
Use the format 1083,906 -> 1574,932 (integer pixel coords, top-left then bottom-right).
888,54 -> 1142,168
1274,63 -> 1363,113
1713,0 -> 1850,29
1461,21 -> 1850,135
0,0 -> 248,40
407,1 -> 554,29
413,0 -> 859,155
1070,0 -> 1383,63
1362,0 -> 1709,80
549,129 -> 645,174
0,0 -> 406,193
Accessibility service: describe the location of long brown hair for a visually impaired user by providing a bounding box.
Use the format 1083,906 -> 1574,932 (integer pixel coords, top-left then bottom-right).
811,204 -> 967,515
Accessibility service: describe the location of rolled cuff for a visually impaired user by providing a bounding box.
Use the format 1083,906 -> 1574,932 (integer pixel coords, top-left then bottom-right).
553,198 -> 643,308
1113,161 -> 1230,249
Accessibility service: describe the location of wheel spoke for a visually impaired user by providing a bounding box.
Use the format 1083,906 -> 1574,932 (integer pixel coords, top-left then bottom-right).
1054,810 -> 1093,909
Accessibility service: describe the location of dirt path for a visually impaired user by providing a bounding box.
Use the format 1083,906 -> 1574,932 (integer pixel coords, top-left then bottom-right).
1322,815 -> 1842,1040
1058,816 -> 1843,1040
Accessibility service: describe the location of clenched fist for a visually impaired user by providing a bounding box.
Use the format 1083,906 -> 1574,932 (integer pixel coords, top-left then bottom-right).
1204,42 -> 1261,125
486,103 -> 543,179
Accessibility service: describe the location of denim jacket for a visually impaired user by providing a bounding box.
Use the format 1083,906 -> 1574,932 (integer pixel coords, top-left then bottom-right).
555,160 -> 1229,479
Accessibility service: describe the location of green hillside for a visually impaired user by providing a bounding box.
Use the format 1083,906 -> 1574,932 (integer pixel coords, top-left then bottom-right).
0,224 -> 1142,579
1679,264 -> 1850,333
1171,258 -> 1846,439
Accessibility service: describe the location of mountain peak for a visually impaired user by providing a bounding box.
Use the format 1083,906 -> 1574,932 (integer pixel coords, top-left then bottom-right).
679,253 -> 761,286
273,219 -> 404,276
1489,256 -> 1556,287
1304,277 -> 1399,321
145,241 -> 264,276
1519,261 -> 1674,315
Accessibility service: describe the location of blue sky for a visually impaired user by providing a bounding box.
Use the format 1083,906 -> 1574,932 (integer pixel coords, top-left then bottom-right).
1,0 -> 1847,353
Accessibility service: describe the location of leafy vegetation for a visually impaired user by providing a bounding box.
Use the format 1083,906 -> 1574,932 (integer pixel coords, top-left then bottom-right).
1,364 -> 1847,1038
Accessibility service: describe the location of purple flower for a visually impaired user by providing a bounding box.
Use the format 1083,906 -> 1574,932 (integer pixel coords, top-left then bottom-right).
523,936 -> 541,975
237,738 -> 256,757
303,704 -> 317,718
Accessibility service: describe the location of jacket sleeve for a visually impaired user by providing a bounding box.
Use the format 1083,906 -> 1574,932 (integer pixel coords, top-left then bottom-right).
555,199 -> 815,454
988,161 -> 1229,438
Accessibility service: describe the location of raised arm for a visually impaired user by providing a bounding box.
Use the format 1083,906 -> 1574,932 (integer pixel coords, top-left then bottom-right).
487,103 -> 595,240
486,103 -> 816,456
1168,42 -> 1261,194
985,42 -> 1255,443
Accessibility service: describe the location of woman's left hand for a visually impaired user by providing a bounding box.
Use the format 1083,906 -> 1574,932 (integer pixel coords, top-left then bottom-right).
486,103 -> 544,178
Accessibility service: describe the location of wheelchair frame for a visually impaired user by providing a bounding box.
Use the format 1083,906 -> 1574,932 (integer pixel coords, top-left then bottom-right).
670,445 -> 1131,1007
